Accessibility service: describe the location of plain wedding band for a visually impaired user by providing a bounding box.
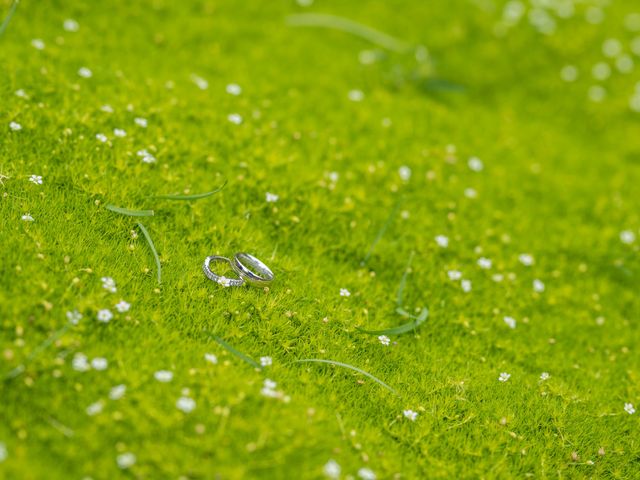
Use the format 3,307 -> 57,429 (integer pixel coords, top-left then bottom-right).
232,253 -> 274,287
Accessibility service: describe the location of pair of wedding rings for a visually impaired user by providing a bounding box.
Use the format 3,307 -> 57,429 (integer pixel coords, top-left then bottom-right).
202,253 -> 274,288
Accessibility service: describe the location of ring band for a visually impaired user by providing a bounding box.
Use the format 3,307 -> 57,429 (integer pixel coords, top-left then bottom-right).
202,256 -> 245,287
232,253 -> 274,287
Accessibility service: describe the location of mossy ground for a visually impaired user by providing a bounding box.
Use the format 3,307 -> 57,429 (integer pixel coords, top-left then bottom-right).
1,0 -> 640,478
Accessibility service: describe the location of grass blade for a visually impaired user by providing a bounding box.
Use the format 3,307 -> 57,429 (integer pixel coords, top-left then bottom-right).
106,204 -> 154,216
5,323 -> 71,380
361,200 -> 401,266
213,336 -> 261,370
45,416 -> 74,438
395,307 -> 417,318
294,358 -> 396,394
137,222 -> 161,285
153,180 -> 227,201
420,77 -> 465,92
0,0 -> 19,38
286,13 -> 411,53
357,307 -> 428,336
396,251 -> 415,307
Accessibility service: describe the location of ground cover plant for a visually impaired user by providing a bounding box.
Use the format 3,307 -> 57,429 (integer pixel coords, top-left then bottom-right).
1,0 -> 640,478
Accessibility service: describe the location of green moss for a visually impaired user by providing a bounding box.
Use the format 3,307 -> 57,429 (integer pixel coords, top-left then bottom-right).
1,0 -> 640,478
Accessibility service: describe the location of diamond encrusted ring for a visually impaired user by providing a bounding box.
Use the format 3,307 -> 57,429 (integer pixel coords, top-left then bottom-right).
202,255 -> 245,287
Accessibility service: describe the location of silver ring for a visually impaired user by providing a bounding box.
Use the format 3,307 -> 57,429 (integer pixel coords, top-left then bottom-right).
202,256 -> 245,287
232,253 -> 274,287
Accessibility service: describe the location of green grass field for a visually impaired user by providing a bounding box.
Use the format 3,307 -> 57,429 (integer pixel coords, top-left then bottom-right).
2,0 -> 640,478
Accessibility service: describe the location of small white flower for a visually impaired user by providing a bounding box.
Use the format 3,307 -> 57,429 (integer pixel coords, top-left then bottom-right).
464,188 -> 477,198
616,55 -> 634,74
191,74 -> 209,90
113,128 -> 126,138
492,273 -> 504,282
9,121 -> 22,131
447,270 -> 462,281
101,276 -> 117,293
154,370 -> 173,382
499,372 -> 511,382
115,300 -> 130,313
468,156 -> 484,172
217,276 -> 232,287
378,335 -> 390,346
477,257 -> 492,269
348,89 -> 364,102
358,467 -> 376,480
260,356 -> 272,367
100,104 -> 114,113
176,396 -> 196,413
261,386 -> 279,398
96,133 -> 108,143
533,279 -> 545,292
227,113 -> 243,124
137,149 -> 156,163
359,49 -> 378,65
86,400 -> 104,416
403,409 -> 418,421
97,309 -> 113,323
398,165 -> 412,181
66,310 -> 82,325
435,235 -> 449,248
205,353 -> 218,364
560,65 -> 578,82
63,19 -> 80,32
602,38 -> 622,57
29,174 -> 43,185
72,353 -> 90,372
624,403 -> 636,415
461,279 -> 472,292
260,379 -> 288,401
339,288 -> 351,297
78,67 -> 93,78
109,384 -> 126,400
21,214 -> 34,222
588,85 -> 606,102
620,230 -> 636,244
327,171 -> 339,183
15,89 -> 27,98
0,442 -> 6,462
91,357 -> 108,371
116,452 -> 136,469
323,459 -> 341,479
261,379 -> 281,398
540,372 -> 550,381
265,192 -> 279,203
226,83 -> 242,95
504,316 -> 516,329
592,62 -> 611,81
518,253 -> 534,266
134,117 -> 148,128
31,39 -> 45,50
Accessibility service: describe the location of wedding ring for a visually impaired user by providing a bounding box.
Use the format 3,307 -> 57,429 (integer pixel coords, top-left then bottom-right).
232,253 -> 274,287
202,256 -> 245,287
